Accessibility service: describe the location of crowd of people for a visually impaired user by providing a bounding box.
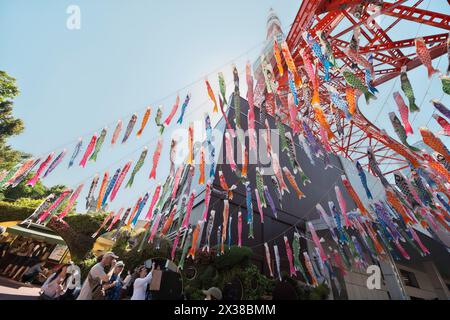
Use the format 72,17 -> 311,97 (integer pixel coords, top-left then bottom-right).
0,230 -> 223,301
0,235 -> 52,282
36,251 -> 222,300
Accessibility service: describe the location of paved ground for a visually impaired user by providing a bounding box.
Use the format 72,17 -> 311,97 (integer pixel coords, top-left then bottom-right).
0,276 -> 40,300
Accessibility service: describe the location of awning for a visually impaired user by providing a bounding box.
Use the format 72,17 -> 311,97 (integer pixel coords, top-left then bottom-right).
6,223 -> 66,245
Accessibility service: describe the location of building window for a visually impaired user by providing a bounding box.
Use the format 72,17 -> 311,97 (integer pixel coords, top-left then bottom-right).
399,269 -> 420,288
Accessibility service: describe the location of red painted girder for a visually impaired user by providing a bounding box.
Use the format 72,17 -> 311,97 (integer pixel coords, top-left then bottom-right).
337,33 -> 448,55
373,42 -> 447,86
382,2 -> 450,31
384,0 -> 424,33
332,38 -> 404,67
287,0 -> 325,48
358,12 -> 407,63
317,0 -> 363,14
311,11 -> 345,34
329,1 -> 409,39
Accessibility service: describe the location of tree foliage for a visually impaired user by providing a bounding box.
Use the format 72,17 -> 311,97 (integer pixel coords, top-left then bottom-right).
0,71 -> 20,102
0,172 -> 66,202
0,70 -> 26,171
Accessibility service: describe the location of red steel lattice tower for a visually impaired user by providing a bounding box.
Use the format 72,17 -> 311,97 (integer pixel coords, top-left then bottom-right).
272,0 -> 449,177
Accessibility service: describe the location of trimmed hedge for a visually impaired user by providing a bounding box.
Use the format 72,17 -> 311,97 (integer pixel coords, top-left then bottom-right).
64,213 -> 107,237
47,217 -> 97,261
0,201 -> 35,222
182,246 -> 274,300
0,199 -> 108,261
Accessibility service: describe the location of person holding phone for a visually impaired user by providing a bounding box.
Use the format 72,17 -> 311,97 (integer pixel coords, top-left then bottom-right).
130,262 -> 155,300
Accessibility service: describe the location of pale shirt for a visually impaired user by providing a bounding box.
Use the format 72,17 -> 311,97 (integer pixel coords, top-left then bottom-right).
122,274 -> 132,289
130,271 -> 153,300
77,262 -> 106,300
65,265 -> 81,290
41,274 -> 61,298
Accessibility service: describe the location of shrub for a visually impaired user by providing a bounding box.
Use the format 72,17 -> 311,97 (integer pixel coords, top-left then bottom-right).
0,200 -> 35,222
213,245 -> 252,271
78,255 -> 98,280
65,212 -> 107,237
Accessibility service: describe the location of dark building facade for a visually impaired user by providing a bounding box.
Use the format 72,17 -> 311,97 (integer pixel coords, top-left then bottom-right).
185,95 -> 358,277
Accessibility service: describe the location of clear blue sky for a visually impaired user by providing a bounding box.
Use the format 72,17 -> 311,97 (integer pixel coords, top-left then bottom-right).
0,0 -> 299,213
0,0 -> 448,215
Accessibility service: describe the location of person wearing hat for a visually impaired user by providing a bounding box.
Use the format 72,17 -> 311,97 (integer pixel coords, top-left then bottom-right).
104,261 -> 125,300
77,251 -> 118,300
203,287 -> 222,300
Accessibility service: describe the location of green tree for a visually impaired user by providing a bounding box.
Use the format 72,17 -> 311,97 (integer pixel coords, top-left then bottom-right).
0,172 -> 66,201
0,71 -> 19,102
0,70 -> 26,171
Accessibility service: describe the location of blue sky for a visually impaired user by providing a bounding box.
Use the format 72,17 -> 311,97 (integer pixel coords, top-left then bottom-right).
0,0 -> 298,213
0,0 -> 448,215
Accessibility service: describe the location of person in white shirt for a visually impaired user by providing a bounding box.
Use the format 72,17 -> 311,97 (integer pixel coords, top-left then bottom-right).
40,264 -> 69,300
130,262 -> 155,300
60,262 -> 81,300
122,270 -> 132,290
77,252 -> 118,300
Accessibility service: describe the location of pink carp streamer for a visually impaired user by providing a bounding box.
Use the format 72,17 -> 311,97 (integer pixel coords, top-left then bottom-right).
264,243 -> 274,277
107,208 -> 124,231
37,190 -> 72,223
307,222 -> 327,263
415,37 -> 439,78
202,182 -> 211,222
164,95 -> 180,126
149,137 -> 163,179
111,120 -> 123,145
92,211 -> 114,238
148,213 -> 162,243
335,185 -> 351,228
145,184 -> 161,221
79,133 -> 97,168
288,93 -> 299,134
110,160 -> 132,201
26,153 -> 54,187
246,62 -> 257,152
225,132 -> 236,171
237,211 -> 242,247
58,184 -> 84,220
284,236 -> 297,277
172,167 -> 184,199
393,92 -> 413,135
182,191 -> 196,229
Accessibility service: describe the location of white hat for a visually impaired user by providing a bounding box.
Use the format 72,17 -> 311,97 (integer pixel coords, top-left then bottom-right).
202,287 -> 222,300
115,261 -> 125,267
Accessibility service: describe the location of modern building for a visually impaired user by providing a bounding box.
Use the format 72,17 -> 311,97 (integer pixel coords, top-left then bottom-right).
129,8 -> 450,300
